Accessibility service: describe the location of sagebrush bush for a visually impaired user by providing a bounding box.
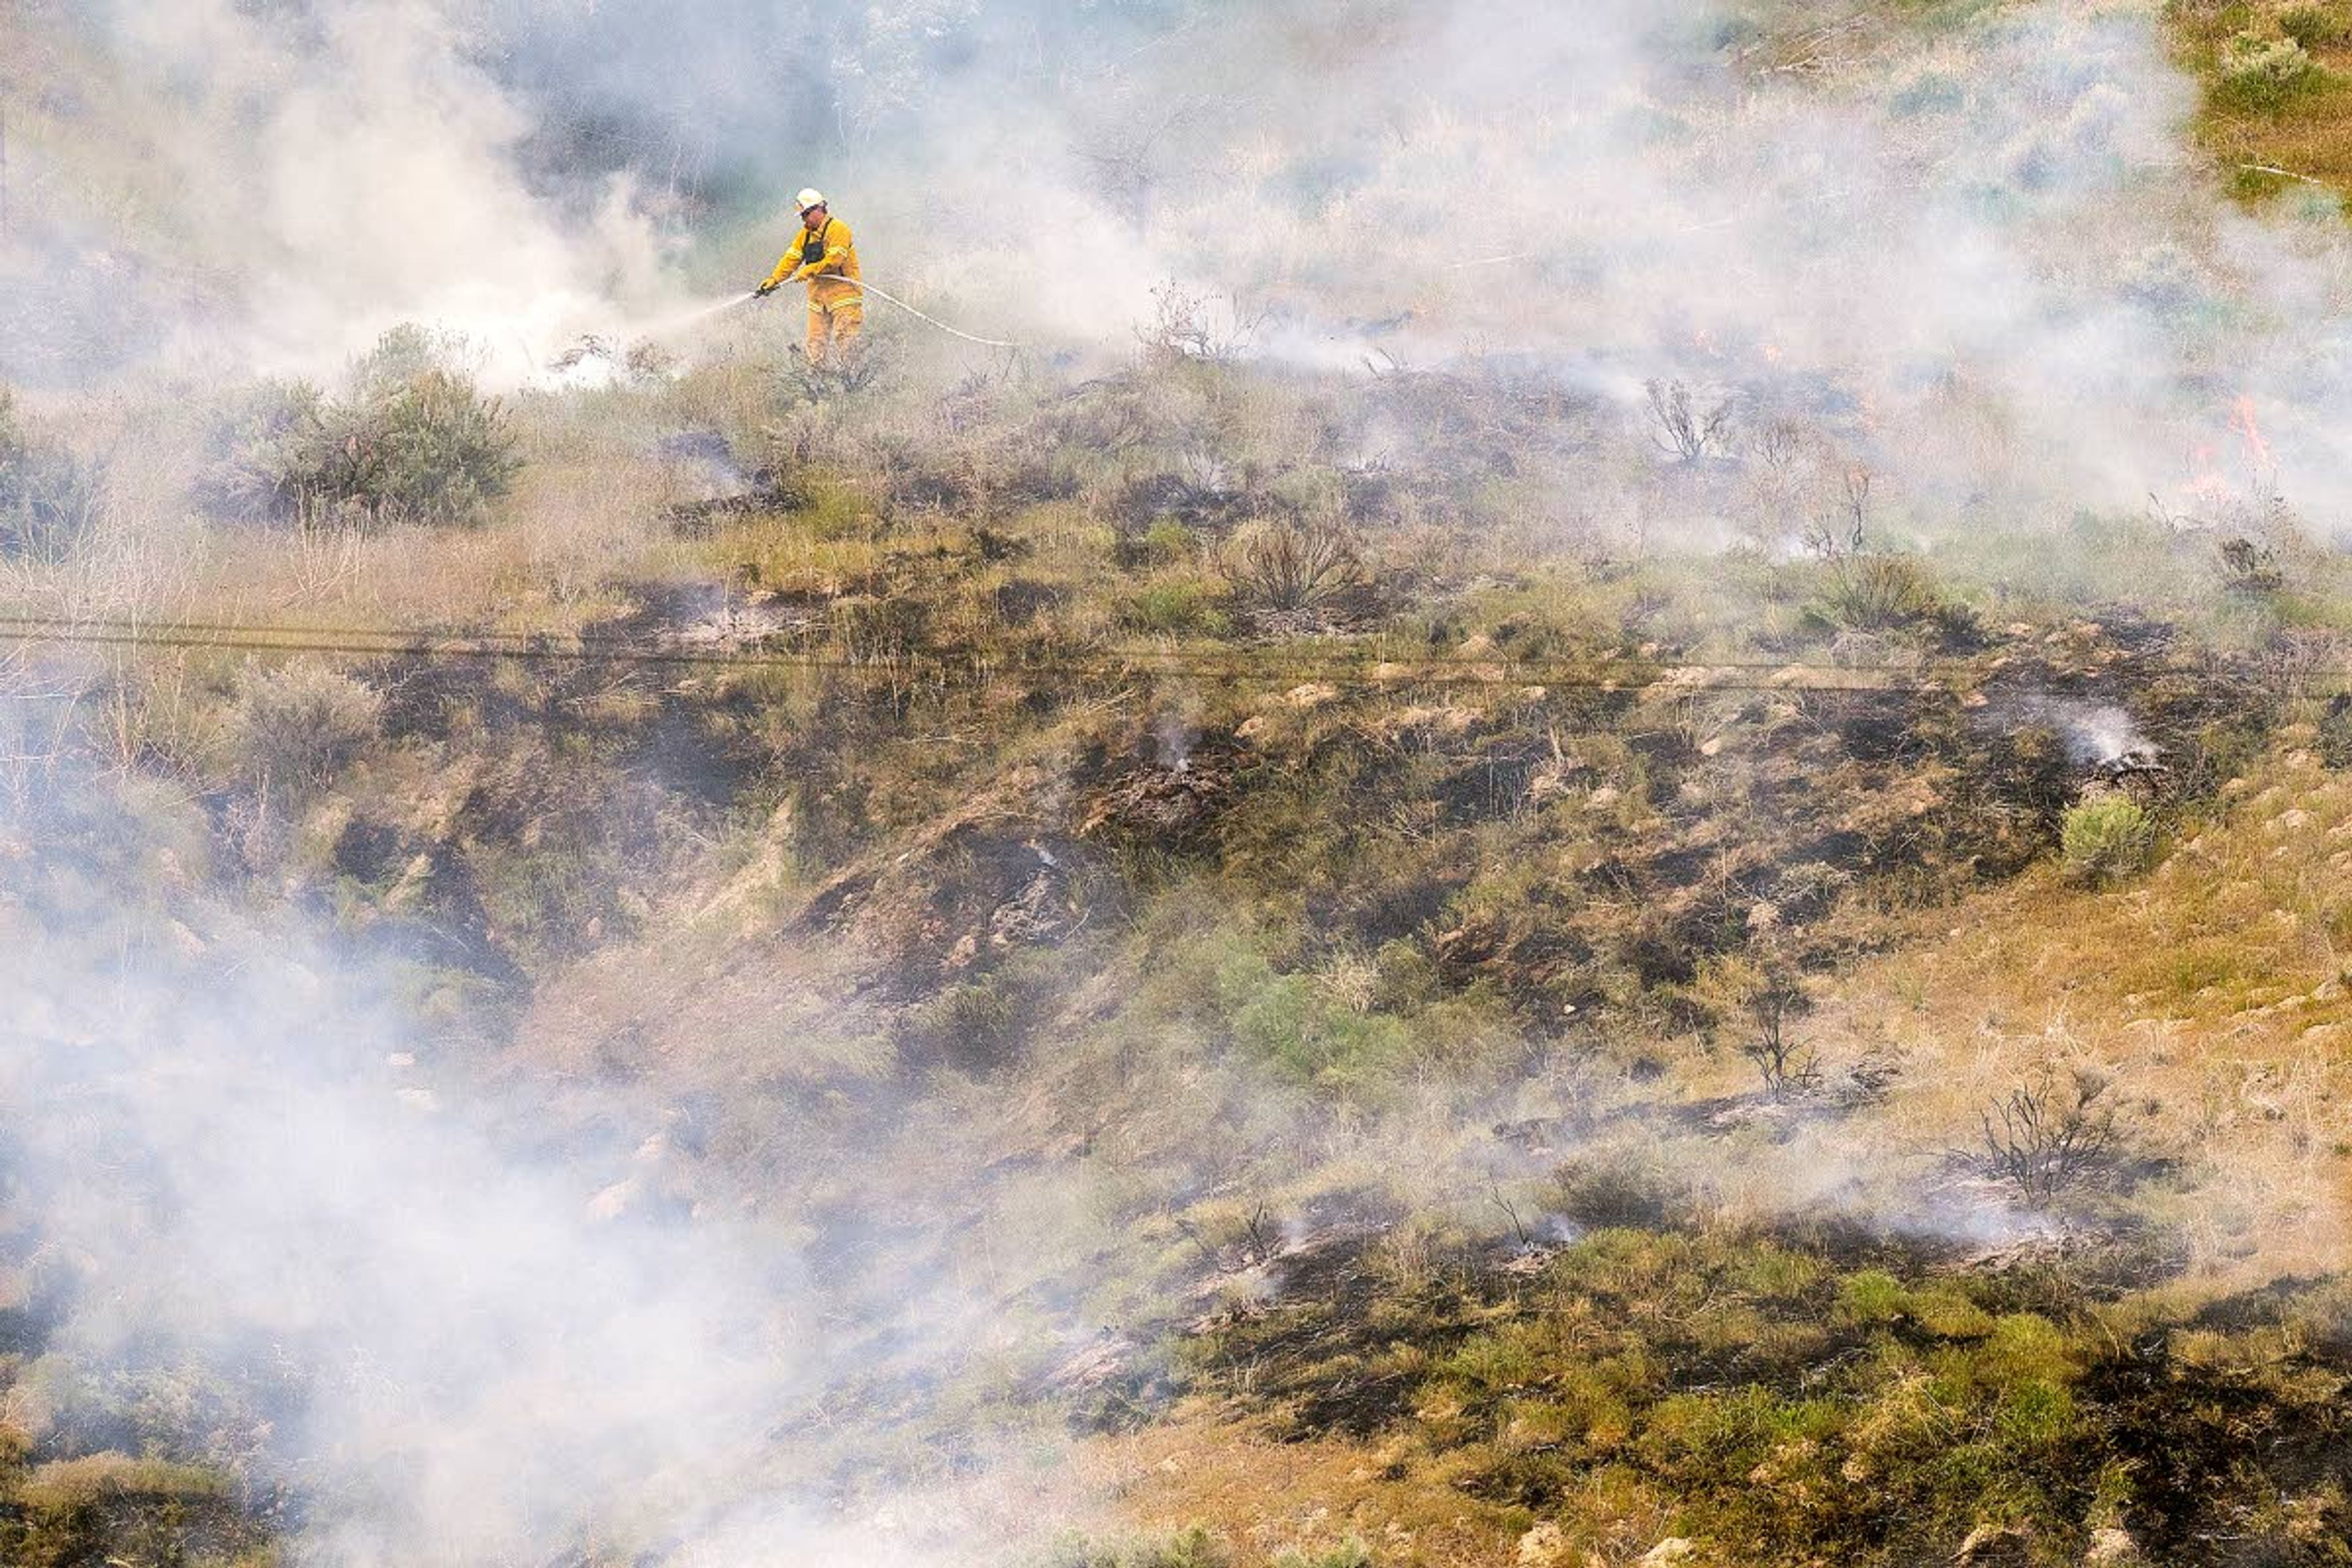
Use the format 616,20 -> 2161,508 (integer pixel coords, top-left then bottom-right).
200,326 -> 519,528
2217,31 -> 2323,111
228,658 -> 383,791
2060,794 -> 2154,885
0,385 -> 101,560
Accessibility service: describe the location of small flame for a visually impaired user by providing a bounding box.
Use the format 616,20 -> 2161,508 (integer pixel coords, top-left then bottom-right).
2230,394 -> 2274,475
2178,441 -> 2228,511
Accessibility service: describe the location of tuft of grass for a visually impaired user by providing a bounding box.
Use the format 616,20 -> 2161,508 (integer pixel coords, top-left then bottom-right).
2283,3 -> 2352,50
1807,552 -> 1960,636
1036,1525 -> 1234,1568
1123,578 -> 1234,637
2060,795 -> 2155,886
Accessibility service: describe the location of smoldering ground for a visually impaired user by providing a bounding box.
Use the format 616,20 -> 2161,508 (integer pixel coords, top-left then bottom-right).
0,708 -> 2136,1566
0,752 -> 1163,1565
1,783 -> 788,1561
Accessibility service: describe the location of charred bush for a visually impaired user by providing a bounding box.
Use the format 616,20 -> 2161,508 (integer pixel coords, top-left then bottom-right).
1227,514 -> 1366,612
2217,535 -> 2285,595
1741,982 -> 1820,1102
1970,1066 -> 2119,1207
1109,472 -> 1256,564
2320,693 -> 2352,769
1644,377 -> 1734,461
1555,1149 -> 1691,1230
994,577 -> 1066,627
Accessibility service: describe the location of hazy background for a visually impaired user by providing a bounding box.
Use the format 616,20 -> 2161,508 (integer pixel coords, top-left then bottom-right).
2,0 -> 2345,534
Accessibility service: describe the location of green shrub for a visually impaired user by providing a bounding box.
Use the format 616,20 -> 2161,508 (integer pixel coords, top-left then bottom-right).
1123,578 -> 1234,636
2215,31 -> 2326,111
197,378 -> 334,522
1808,553 -> 1953,634
2280,4 -> 2351,50
1274,1542 -> 1372,1568
1141,518 -> 1197,561
1213,943 -> 1412,1091
201,326 -> 519,528
2059,795 -> 2155,886
353,364 -> 519,525
1838,1270 -> 1911,1326
228,657 -> 384,793
0,386 -> 101,560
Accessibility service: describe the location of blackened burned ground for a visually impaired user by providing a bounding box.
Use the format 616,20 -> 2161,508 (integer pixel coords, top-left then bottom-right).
1175,1200 -> 2352,1567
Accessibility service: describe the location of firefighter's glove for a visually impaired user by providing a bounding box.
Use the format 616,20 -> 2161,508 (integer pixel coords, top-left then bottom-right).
753,281 -> 777,298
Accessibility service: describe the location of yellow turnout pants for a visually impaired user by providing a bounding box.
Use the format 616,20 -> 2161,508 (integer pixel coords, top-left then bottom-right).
807,301 -> 864,368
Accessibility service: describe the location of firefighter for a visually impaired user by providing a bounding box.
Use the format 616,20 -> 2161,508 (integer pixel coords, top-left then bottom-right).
756,189 -> 862,368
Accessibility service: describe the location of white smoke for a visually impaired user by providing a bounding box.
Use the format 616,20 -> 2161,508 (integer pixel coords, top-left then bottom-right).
17,0 -> 2346,526
3,897 -> 814,1562
6,0 -> 2352,1559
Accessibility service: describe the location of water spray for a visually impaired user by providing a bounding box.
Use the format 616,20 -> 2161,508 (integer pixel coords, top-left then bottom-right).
548,280 -> 1022,375
749,278 -> 1025,350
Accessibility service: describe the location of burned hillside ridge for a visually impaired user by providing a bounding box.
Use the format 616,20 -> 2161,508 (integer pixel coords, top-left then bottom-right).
4,358 -> 2343,1567
4,347 -> 2340,1565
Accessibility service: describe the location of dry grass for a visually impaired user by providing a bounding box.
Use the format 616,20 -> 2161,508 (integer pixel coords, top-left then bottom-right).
2171,0 -> 2352,205
1804,728 -> 2352,1280
1087,1413 -> 1528,1568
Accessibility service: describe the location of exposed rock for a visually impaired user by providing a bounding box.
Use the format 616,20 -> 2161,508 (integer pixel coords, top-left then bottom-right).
1285,681 -> 1341,709
1516,1521 -> 1570,1567
1954,1523 -> 2029,1562
2084,1526 -> 2141,1566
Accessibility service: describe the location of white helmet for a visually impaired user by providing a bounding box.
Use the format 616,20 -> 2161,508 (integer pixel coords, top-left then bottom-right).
795,188 -> 827,213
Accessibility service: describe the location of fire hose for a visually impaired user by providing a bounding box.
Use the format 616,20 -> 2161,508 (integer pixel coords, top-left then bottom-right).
747,277 -> 1024,349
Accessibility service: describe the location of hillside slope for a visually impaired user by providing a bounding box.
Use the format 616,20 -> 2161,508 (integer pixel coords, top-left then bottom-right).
7,2 -> 2352,1566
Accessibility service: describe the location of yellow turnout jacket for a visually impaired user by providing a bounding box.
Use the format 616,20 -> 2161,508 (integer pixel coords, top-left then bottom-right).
764,215 -> 862,309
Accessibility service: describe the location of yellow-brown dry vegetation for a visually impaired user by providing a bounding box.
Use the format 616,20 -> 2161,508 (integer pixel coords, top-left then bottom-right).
2171,0 -> 2352,205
